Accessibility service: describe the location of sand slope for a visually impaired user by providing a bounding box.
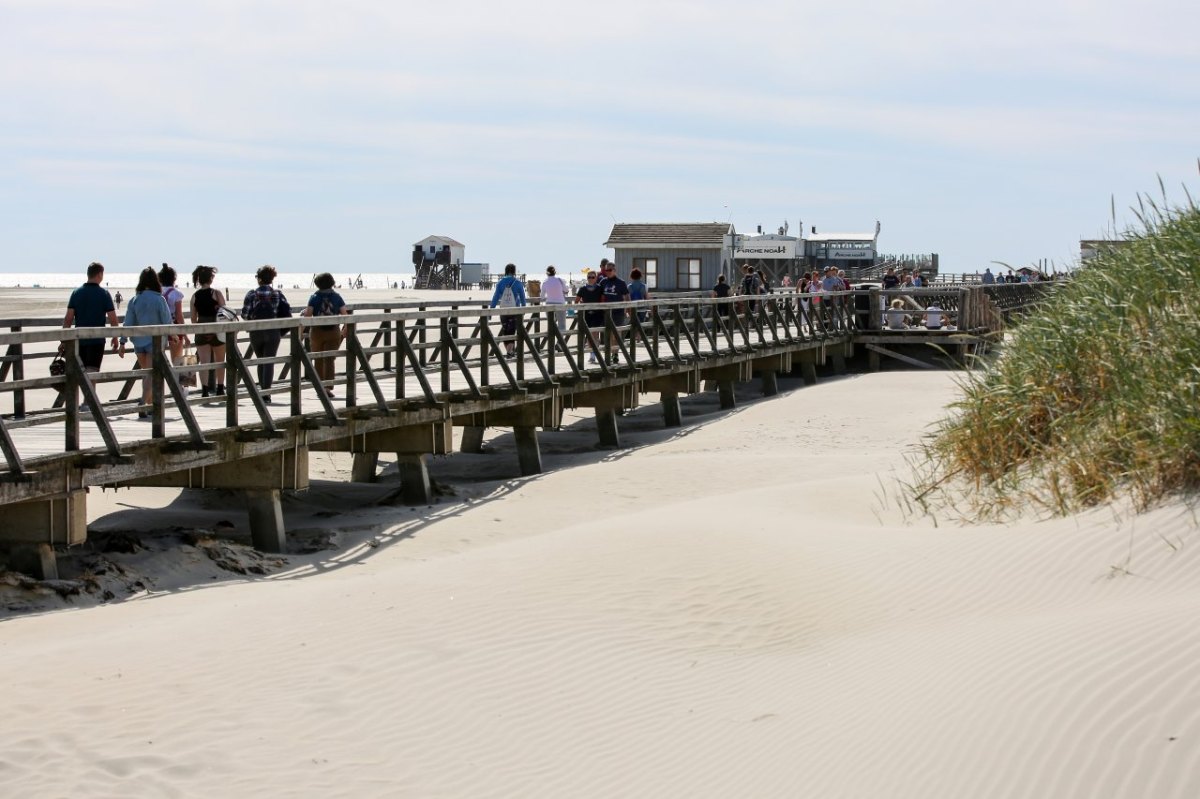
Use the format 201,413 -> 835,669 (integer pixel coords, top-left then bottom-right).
3,372 -> 1199,797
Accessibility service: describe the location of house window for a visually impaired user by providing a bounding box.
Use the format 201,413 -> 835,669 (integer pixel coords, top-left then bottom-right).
676,258 -> 701,290
633,257 -> 658,289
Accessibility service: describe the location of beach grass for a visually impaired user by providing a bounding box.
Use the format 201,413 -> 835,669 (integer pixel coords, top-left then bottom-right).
914,176 -> 1200,518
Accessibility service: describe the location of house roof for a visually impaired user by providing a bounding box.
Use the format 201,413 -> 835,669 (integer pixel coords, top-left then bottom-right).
415,235 -> 464,247
605,223 -> 733,248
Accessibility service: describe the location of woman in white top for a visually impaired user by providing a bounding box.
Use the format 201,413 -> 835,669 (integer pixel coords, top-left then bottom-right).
158,263 -> 188,369
541,265 -> 569,333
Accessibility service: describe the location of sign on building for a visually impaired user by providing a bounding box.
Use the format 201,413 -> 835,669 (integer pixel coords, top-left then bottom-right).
734,239 -> 798,259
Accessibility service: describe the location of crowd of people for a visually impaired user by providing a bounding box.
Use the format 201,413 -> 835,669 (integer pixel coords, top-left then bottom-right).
60,256 -> 976,415
61,262 -> 351,416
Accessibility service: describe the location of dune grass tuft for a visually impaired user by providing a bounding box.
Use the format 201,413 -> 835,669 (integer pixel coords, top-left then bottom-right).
915,180 -> 1200,519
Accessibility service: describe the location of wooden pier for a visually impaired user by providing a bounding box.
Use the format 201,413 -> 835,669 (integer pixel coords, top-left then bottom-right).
0,284 -> 1053,576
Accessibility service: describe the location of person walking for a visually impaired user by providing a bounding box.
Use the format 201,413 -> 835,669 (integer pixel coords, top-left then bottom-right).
627,267 -> 650,324
711,274 -> 732,330
489,263 -> 527,358
158,264 -> 189,385
738,263 -> 761,316
61,262 -> 121,410
574,270 -> 605,363
189,265 -> 228,398
301,272 -> 350,392
599,263 -> 630,364
241,265 -> 292,401
541,265 -> 569,335
119,267 -> 173,420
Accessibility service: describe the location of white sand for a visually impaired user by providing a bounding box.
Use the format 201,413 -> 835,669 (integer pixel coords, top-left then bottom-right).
3,308 -> 1200,795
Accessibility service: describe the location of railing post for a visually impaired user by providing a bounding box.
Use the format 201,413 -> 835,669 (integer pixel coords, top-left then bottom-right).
440,317 -> 451,393
344,322 -> 357,407
869,288 -> 881,331
64,339 -> 80,452
418,305 -> 429,367
395,319 -> 406,400
225,330 -> 239,427
290,328 -> 303,416
11,325 -> 25,420
515,310 -> 525,381
382,309 -> 392,372
546,308 -> 556,374
151,334 -> 165,438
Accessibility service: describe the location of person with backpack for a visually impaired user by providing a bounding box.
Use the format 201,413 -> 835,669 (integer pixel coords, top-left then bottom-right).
301,272 -> 350,390
489,263 -> 527,359
189,264 -> 228,398
118,267 -> 174,420
158,264 -> 189,382
241,265 -> 292,401
738,263 -> 761,316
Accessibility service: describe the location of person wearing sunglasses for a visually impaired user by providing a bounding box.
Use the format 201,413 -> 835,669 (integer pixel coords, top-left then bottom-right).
575,270 -> 605,363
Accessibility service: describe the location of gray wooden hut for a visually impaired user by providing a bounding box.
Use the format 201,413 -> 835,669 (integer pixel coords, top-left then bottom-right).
604,223 -> 735,291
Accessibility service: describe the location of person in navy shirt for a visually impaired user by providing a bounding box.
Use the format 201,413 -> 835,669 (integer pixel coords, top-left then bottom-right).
62,261 -> 120,374
574,270 -> 606,363
599,264 -> 630,364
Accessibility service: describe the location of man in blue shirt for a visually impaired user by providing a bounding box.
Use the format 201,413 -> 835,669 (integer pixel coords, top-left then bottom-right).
489,263 -> 527,358
62,262 -> 120,374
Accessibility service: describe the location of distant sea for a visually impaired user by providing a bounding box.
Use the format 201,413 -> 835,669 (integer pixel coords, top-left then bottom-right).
0,271 -> 417,291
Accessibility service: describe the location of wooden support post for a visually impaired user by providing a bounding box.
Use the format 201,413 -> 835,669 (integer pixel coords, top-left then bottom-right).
8,544 -> 59,580
761,369 -> 779,396
595,407 -> 620,448
460,425 -> 485,454
831,351 -> 847,375
514,426 -> 542,476
661,391 -> 683,427
718,380 -> 736,410
869,347 -> 881,372
798,351 -> 818,386
351,452 -> 379,483
3,491 -> 88,548
245,488 -> 286,553
397,454 -> 433,505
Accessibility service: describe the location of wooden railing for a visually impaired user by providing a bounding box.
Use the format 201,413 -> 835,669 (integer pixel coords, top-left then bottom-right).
0,292 -> 859,477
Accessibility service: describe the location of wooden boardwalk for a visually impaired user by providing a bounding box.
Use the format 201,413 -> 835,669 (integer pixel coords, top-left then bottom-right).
0,284 -> 1054,575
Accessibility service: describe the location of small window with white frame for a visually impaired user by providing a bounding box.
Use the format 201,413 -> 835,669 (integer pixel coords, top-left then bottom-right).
633,257 -> 658,289
676,258 -> 701,290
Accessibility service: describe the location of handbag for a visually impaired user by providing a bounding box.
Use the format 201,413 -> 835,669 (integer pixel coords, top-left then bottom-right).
49,356 -> 66,377
180,350 -> 199,387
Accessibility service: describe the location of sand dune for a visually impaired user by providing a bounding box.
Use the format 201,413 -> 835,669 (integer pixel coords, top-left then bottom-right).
3,371 -> 1199,797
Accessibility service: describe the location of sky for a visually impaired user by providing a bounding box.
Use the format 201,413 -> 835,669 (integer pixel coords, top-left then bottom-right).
1,0 -> 1198,276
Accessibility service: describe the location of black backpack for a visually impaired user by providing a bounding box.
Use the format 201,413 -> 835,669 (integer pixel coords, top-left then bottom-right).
248,288 -> 277,320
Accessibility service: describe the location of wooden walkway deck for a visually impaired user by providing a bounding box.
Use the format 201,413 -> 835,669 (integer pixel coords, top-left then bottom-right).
0,283 -> 1055,575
